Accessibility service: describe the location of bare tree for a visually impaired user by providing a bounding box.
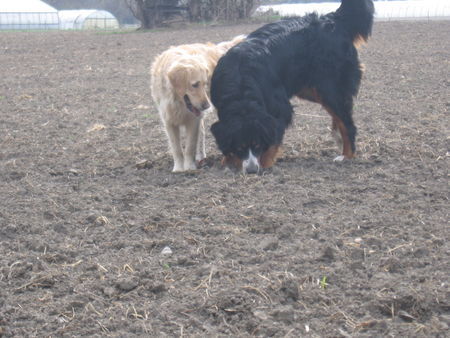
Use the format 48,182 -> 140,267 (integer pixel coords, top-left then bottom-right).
187,0 -> 259,22
125,0 -> 260,29
124,0 -> 183,29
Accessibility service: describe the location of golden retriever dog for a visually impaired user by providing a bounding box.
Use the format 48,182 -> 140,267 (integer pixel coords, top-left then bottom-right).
150,35 -> 245,172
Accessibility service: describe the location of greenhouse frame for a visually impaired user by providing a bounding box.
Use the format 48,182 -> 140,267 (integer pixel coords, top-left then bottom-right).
0,0 -> 59,30
58,10 -> 119,30
1,0 -> 120,30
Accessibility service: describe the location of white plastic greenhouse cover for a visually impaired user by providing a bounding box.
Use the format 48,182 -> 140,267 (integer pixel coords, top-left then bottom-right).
59,10 -> 119,30
0,0 -> 59,29
257,0 -> 450,20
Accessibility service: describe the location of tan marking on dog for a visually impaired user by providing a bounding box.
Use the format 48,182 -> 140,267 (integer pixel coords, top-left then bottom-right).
260,145 -> 282,168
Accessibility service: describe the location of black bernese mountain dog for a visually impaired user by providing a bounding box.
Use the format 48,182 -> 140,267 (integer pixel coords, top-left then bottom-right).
210,0 -> 374,173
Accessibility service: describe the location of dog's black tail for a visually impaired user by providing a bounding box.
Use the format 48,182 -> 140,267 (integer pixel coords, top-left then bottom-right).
335,0 -> 374,44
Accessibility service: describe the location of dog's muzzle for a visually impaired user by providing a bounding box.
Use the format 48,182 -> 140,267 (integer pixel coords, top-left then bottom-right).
242,149 -> 260,174
184,95 -> 210,117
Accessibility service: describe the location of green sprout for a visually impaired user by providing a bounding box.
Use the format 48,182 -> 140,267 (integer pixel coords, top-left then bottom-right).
320,276 -> 328,289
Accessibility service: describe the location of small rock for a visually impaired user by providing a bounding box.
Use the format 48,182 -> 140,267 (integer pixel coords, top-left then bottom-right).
116,277 -> 139,292
177,257 -> 195,266
319,246 -> 335,262
270,306 -> 296,324
253,310 -> 269,321
85,214 -> 98,224
412,247 -> 429,258
68,168 -> 79,175
103,286 -> 116,297
350,261 -> 365,271
259,237 -> 278,251
136,159 -> 153,169
280,279 -> 299,301
149,283 -> 166,294
43,211 -> 55,220
161,246 -> 173,255
381,257 -> 404,273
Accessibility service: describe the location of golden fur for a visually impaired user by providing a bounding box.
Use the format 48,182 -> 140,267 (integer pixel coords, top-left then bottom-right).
150,35 -> 245,172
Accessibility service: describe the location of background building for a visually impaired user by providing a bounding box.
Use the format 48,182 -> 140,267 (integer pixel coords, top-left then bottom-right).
58,10 -> 119,30
0,0 -> 59,30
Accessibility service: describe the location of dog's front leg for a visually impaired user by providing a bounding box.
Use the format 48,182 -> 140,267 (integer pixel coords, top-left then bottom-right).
184,118 -> 201,171
195,119 -> 206,162
165,123 -> 184,172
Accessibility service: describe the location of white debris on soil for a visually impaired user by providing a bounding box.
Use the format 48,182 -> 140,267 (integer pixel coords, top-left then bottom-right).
161,246 -> 173,255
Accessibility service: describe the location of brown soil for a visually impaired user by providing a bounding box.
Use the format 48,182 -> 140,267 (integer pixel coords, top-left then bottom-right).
0,21 -> 449,337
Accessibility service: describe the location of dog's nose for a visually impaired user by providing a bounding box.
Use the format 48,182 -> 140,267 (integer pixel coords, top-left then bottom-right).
201,101 -> 210,110
244,162 -> 259,174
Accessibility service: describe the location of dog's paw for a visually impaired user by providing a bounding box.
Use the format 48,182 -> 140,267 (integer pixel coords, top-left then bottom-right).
172,163 -> 185,172
195,153 -> 206,162
333,155 -> 345,162
184,161 -> 197,171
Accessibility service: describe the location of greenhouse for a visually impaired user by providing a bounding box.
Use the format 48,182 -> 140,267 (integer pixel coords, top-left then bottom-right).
257,0 -> 450,20
58,10 -> 119,30
0,0 -> 59,30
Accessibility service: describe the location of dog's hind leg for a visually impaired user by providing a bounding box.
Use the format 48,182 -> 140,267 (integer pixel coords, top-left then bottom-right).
324,104 -> 356,160
297,87 -> 356,160
331,118 -> 343,149
165,123 -> 185,172
316,91 -> 356,160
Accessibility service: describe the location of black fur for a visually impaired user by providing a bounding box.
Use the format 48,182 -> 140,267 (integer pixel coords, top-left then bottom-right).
211,0 -> 374,164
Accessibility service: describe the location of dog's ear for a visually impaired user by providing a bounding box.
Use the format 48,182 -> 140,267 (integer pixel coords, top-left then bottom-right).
255,115 -> 280,146
211,121 -> 233,154
168,64 -> 187,97
203,55 -> 217,78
